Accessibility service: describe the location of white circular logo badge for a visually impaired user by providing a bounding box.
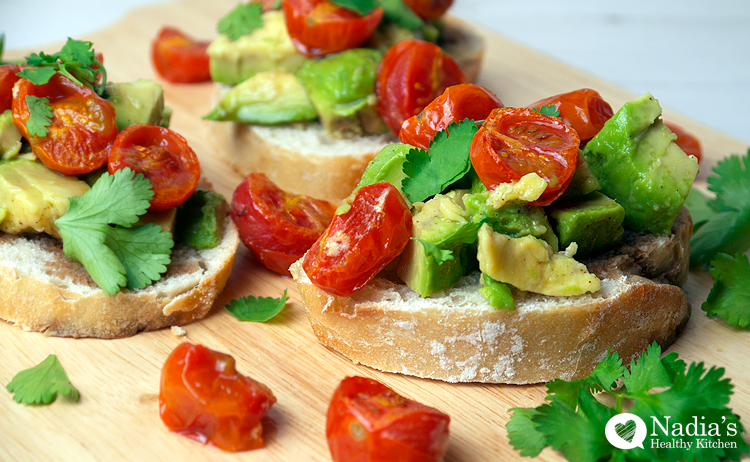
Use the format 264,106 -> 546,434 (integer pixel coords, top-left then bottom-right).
605,413 -> 647,449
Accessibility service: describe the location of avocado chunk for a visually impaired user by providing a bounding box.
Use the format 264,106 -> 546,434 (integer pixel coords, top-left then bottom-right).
548,191 -> 625,257
0,110 -> 22,160
478,273 -> 514,310
397,191 -> 476,297
296,48 -> 387,138
204,69 -> 316,124
208,10 -> 308,85
582,93 -> 699,235
0,158 -> 90,238
356,143 -> 410,191
105,79 -> 167,130
477,224 -> 600,297
557,150 -> 601,202
174,189 -> 228,250
135,208 -> 178,236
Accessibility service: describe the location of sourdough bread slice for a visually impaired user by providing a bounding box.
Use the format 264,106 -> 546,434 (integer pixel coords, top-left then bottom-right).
290,209 -> 692,384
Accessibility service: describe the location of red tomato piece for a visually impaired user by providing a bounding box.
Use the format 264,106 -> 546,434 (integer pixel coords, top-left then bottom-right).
327,376 -> 450,462
528,88 -> 613,142
282,0 -> 384,57
302,182 -> 412,296
253,0 -> 281,11
0,64 -> 22,112
470,107 -> 580,206
231,173 -> 337,276
402,0 -> 454,19
12,73 -> 118,175
399,83 -> 504,150
665,121 -> 702,164
376,39 -> 466,135
151,26 -> 211,83
159,342 -> 277,452
108,123 -> 200,211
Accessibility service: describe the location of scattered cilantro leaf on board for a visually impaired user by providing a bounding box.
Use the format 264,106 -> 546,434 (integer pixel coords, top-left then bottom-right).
217,2 -> 264,41
55,169 -> 173,295
329,0 -> 379,16
225,289 -> 289,322
24,95 -> 54,137
702,252 -> 750,328
534,104 -> 560,117
6,355 -> 80,404
507,343 -> 749,462
683,187 -> 716,233
401,119 -> 478,203
380,0 -> 423,30
18,38 -> 105,94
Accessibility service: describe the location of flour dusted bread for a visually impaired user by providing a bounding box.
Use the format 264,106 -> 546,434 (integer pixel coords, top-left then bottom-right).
290,209 -> 692,384
0,217 -> 239,339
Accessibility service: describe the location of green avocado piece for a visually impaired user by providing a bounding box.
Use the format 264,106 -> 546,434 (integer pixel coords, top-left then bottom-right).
582,93 -> 699,235
205,69 -> 316,124
105,79 -> 166,131
296,48 -> 387,138
0,110 -> 22,160
478,274 -> 514,310
557,150 -> 601,203
174,189 -> 228,250
357,143 -> 410,191
208,10 -> 308,85
548,191 -> 625,257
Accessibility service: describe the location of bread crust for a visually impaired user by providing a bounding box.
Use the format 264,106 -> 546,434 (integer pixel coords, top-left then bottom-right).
290,209 -> 693,384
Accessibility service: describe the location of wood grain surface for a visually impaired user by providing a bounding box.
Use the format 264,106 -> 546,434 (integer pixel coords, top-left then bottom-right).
1,1 -> 749,461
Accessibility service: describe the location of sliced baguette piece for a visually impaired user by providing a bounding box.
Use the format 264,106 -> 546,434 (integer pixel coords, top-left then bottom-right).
290,208 -> 692,384
0,216 -> 239,339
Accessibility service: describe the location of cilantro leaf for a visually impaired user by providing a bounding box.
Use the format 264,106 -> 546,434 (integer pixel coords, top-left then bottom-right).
16,66 -> 58,85
413,237 -> 454,265
506,407 -> 547,457
380,0 -> 424,30
702,252 -> 750,327
55,169 -> 173,295
534,104 -> 561,117
225,289 -> 288,322
329,0 -> 378,16
622,342 -> 672,396
21,39 -> 105,94
6,355 -> 80,404
684,187 -> 716,233
402,119 -> 478,203
24,95 -> 54,137
217,2 -> 264,41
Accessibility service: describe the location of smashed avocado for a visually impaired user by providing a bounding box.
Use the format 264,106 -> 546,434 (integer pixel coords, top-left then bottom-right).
105,79 -> 167,130
174,189 -> 228,250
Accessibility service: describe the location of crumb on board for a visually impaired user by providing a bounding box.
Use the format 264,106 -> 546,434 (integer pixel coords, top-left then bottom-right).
171,326 -> 187,337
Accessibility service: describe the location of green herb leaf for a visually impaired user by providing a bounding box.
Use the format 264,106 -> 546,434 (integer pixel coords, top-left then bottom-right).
534,104 -> 561,117
16,66 -> 57,85
21,39 -> 105,94
24,95 -> 54,137
413,237 -> 454,265
6,355 -> 80,404
380,0 -> 423,30
329,0 -> 378,16
702,252 -> 750,327
55,169 -> 173,295
683,187 -> 715,233
402,119 -> 478,203
225,289 -> 289,322
217,2 -> 264,41
506,407 -> 547,457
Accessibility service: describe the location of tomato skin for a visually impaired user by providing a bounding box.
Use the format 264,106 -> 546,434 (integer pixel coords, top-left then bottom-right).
231,173 -> 337,276
402,0 -> 454,19
377,39 -> 466,135
151,26 -> 211,83
327,376 -> 450,462
159,342 -> 277,452
283,0 -> 384,57
12,73 -> 118,175
0,64 -> 22,112
302,182 -> 412,296
470,107 -> 580,206
399,83 -> 503,150
528,88 -> 613,142
665,121 -> 702,163
108,123 -> 200,211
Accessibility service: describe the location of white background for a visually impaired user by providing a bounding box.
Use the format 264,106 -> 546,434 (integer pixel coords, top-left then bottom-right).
2,0 -> 749,145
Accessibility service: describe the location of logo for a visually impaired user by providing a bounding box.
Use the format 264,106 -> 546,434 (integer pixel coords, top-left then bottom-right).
605,413 -> 647,449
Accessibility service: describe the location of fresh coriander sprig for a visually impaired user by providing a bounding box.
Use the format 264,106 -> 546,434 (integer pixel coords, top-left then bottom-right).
18,38 -> 106,95
330,0 -> 379,16
703,252 -> 750,328
24,95 -> 54,137
534,104 -> 561,117
225,289 -> 289,322
6,355 -> 80,405
217,2 -> 265,41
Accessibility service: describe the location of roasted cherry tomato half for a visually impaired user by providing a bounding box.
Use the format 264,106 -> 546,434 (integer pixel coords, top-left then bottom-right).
402,0 -> 454,19
528,88 -> 613,142
327,376 -> 450,462
0,64 -> 22,112
399,83 -> 503,150
12,73 -> 118,175
665,121 -> 702,164
159,342 -> 277,452
231,173 -> 337,276
470,107 -> 580,206
302,182 -> 412,296
151,26 -> 211,83
108,123 -> 200,211
282,0 -> 384,57
377,39 -> 466,135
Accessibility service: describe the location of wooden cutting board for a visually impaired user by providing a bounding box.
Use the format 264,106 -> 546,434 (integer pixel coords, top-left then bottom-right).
1,1 -> 749,461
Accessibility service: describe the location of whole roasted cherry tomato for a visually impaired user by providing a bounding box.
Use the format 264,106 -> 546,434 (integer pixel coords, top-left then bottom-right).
283,0 -> 384,57
108,123 -> 200,211
402,0 -> 454,19
327,376 -> 450,462
399,83 -> 503,149
159,342 -> 277,452
528,88 -> 613,142
231,173 -> 337,276
0,64 -> 22,112
151,26 -> 211,83
470,107 -> 580,206
665,121 -> 702,164
302,182 -> 412,296
12,73 -> 118,175
377,39 -> 466,135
